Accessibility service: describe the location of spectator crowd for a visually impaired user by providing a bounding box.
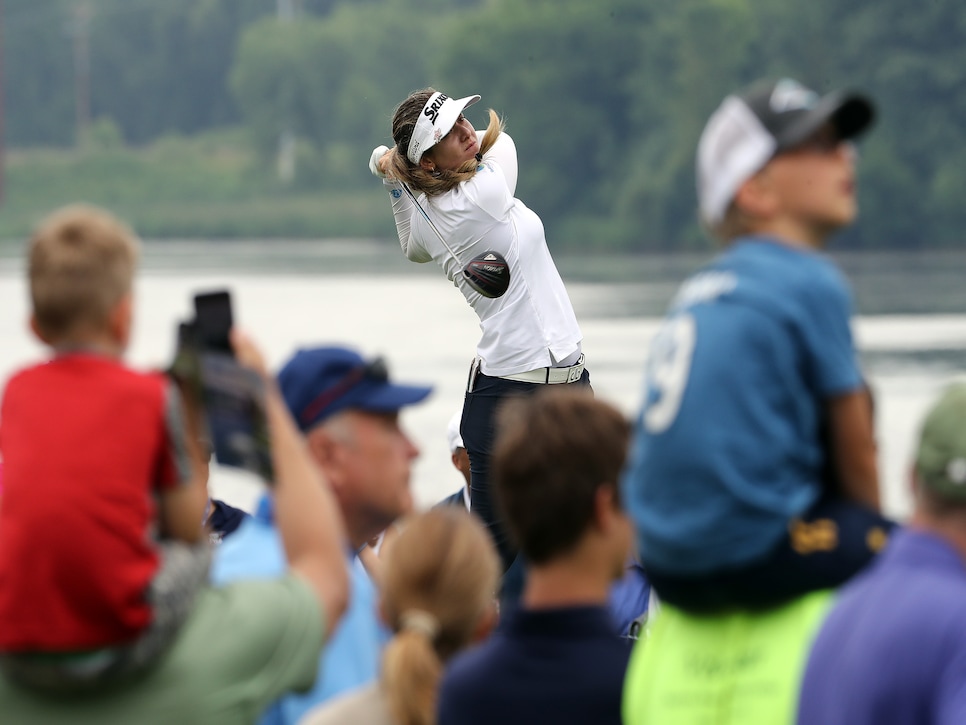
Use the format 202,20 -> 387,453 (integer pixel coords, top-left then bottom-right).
1,75 -> 963,725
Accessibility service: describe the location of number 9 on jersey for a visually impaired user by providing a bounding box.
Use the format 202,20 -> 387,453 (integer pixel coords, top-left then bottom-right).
643,314 -> 696,434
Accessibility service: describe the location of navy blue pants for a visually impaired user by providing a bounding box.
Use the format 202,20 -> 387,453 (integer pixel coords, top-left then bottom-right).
460,366 -> 591,606
643,496 -> 897,613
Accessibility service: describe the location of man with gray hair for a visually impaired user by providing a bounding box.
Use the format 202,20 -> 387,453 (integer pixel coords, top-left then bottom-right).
212,346 -> 431,725
798,383 -> 966,724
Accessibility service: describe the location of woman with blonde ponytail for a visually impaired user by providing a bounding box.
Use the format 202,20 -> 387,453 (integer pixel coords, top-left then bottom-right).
368,89 -> 589,607
299,507 -> 499,725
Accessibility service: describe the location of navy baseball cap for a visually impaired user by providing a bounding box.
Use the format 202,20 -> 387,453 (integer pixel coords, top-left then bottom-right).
278,347 -> 433,432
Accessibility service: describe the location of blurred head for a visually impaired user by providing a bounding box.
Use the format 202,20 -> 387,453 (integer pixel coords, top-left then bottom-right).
913,383 -> 966,519
493,387 -> 632,577
277,346 -> 432,546
386,87 -> 504,197
380,507 -> 499,725
28,204 -> 139,348
697,78 -> 874,243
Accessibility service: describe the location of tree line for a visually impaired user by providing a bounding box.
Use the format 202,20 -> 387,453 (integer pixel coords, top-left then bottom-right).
4,0 -> 964,249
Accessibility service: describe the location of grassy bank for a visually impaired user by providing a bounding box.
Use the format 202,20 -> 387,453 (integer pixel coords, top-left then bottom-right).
0,129 -> 391,241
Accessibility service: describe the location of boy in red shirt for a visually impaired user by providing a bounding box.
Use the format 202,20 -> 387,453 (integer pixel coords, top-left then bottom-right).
0,205 -> 210,691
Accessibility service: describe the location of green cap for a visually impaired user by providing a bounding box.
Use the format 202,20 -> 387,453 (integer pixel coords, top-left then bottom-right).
915,383 -> 966,498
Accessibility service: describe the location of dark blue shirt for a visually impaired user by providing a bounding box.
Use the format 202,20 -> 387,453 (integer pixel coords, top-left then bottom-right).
434,489 -> 469,510
798,529 -> 966,725
208,499 -> 249,543
438,605 -> 630,725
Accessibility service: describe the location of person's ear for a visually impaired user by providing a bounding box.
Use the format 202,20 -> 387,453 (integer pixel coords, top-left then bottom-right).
471,599 -> 498,644
306,428 -> 347,493
734,169 -> 778,220
419,155 -> 436,173
908,465 -> 921,502
593,485 -> 620,533
308,428 -> 336,463
377,599 -> 392,629
28,314 -> 51,345
109,292 -> 134,349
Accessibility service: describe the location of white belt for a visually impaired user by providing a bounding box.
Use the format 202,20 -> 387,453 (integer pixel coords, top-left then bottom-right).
498,354 -> 585,385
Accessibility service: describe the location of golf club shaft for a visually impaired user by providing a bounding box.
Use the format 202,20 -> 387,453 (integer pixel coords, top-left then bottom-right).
399,181 -> 510,299
400,183 -> 464,267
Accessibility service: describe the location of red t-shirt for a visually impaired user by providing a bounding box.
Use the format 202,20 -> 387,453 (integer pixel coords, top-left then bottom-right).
0,354 -> 187,651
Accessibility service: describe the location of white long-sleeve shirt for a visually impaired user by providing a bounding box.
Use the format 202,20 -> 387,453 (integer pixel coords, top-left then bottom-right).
384,132 -> 582,377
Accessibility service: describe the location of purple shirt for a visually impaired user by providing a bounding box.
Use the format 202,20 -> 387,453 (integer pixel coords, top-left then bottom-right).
798,528 -> 966,725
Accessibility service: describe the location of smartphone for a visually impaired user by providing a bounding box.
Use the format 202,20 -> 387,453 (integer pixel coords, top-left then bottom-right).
193,290 -> 233,354
187,288 -> 274,482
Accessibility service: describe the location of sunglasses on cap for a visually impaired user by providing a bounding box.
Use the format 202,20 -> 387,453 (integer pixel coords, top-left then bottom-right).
298,356 -> 389,427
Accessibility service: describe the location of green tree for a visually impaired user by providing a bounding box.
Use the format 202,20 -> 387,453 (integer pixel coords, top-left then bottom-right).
437,0 -> 647,247
230,0 -> 468,188
89,0 -> 271,143
838,0 -> 966,247
616,0 -> 761,249
4,0 -> 76,146
4,0 -> 965,248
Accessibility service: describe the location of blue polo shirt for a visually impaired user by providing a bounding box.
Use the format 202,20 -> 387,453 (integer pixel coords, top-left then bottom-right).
609,559 -> 650,639
797,529 -> 966,725
438,606 -> 630,725
211,495 -> 387,725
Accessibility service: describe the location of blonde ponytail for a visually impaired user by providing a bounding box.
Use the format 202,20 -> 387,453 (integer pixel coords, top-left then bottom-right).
382,627 -> 442,725
379,508 -> 499,725
476,108 -> 504,159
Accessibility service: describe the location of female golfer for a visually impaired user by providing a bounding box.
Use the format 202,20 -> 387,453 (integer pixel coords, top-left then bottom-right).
369,88 -> 588,602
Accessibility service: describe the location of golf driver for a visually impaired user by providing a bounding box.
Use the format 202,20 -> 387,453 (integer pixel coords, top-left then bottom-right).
401,183 -> 510,299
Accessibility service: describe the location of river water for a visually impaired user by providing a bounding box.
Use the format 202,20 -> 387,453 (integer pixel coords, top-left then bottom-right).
0,240 -> 963,520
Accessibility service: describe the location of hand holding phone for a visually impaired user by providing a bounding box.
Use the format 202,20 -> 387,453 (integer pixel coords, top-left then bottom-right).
228,329 -> 269,380
169,289 -> 274,482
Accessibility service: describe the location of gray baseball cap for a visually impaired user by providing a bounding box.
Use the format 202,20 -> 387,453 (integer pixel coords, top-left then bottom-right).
697,78 -> 875,226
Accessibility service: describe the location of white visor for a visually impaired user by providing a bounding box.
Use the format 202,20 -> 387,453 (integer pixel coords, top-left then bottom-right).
407,92 -> 481,165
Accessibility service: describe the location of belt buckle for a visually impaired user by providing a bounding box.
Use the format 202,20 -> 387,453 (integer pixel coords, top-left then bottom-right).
567,363 -> 584,383
467,357 -> 482,392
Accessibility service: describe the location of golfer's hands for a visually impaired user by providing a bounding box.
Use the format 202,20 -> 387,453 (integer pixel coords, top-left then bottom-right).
369,145 -> 391,179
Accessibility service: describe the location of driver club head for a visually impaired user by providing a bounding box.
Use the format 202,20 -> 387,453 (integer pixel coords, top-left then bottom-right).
463,251 -> 510,298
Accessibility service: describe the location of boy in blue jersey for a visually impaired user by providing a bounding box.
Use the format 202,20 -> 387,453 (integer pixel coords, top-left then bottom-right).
622,78 -> 895,612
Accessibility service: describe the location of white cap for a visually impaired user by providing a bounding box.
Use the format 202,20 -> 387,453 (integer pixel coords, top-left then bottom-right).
446,410 -> 464,454
407,91 -> 481,165
697,95 -> 777,227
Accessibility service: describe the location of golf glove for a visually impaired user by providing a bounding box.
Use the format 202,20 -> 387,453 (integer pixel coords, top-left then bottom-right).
369,145 -> 390,179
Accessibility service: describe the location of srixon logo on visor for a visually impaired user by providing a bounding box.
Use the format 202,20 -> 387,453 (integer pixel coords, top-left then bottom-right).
424,94 -> 449,125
